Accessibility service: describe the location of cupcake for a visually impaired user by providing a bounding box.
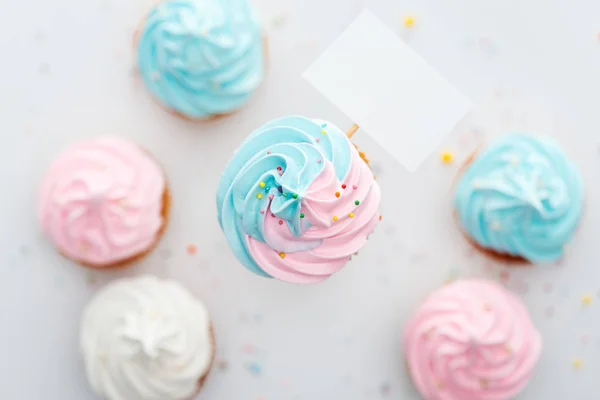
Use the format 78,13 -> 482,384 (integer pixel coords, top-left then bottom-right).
404,279 -> 542,400
80,275 -> 215,400
135,0 -> 266,121
216,115 -> 381,284
38,137 -> 169,268
454,134 -> 583,264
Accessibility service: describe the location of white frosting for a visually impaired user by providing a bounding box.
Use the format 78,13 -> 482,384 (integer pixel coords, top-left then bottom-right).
80,275 -> 213,400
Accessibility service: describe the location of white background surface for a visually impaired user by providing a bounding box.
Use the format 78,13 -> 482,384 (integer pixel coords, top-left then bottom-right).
1,0 -> 599,399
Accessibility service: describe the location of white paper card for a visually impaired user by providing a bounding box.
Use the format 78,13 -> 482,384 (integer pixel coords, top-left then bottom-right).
303,10 -> 473,172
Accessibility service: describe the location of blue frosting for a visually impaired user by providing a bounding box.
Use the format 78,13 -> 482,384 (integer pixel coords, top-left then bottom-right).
216,116 -> 353,277
454,134 -> 583,263
137,0 -> 265,119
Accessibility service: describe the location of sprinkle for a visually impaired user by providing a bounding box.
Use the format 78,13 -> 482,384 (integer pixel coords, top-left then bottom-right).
354,200 -> 360,205
321,123 -> 327,128
259,182 -> 266,188
260,210 -> 265,214
440,151 -> 453,164
335,191 -> 341,198
278,171 -> 283,176
480,379 -> 489,389
282,193 -> 287,197
245,361 -> 262,375
271,13 -> 287,28
217,359 -> 229,371
379,215 -> 383,221
267,151 -> 271,155
186,244 -> 197,255
379,382 -> 391,397
349,213 -> 355,218
268,194 -> 274,200
342,184 -> 347,189
581,333 -> 590,345
315,138 -> 320,143
317,159 -> 322,164
277,166 -> 282,171
582,295 -> 593,306
572,359 -> 583,369
271,213 -> 276,218
403,16 -> 415,28
333,216 -> 338,221
279,252 -> 285,258
256,194 -> 263,199
321,130 -> 327,135
292,194 -> 298,199
265,186 -> 271,192
352,185 -> 357,190
279,220 -> 283,225
300,214 -> 305,219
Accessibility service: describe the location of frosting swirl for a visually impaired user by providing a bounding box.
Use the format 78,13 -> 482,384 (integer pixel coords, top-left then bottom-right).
454,134 -> 583,263
136,0 -> 265,119
80,275 -> 213,400
404,279 -> 542,400
38,137 -> 166,267
216,116 -> 381,284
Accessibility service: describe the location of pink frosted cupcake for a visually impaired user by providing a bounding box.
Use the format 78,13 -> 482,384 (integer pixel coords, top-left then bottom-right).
403,279 -> 542,400
38,137 -> 169,268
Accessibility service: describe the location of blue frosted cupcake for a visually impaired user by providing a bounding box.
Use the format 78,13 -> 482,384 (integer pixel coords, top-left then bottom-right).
135,0 -> 266,120
454,134 -> 583,264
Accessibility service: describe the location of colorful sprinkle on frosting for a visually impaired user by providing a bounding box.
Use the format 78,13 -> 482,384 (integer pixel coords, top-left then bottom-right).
216,116 -> 381,284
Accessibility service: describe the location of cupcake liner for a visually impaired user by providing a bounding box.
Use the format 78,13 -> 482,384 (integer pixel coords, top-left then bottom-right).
189,324 -> 216,398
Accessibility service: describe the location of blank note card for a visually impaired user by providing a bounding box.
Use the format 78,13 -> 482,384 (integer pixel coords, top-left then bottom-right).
303,10 -> 473,172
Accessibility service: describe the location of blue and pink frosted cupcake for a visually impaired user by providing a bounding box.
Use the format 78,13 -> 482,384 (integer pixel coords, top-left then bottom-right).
134,0 -> 266,120
217,116 -> 382,284
453,134 -> 583,264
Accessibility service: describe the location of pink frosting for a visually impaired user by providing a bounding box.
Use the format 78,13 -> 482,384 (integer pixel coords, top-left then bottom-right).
403,279 -> 542,400
246,145 -> 381,284
38,137 -> 166,267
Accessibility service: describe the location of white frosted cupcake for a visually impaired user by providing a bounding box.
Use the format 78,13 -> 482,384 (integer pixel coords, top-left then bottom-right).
80,276 -> 214,400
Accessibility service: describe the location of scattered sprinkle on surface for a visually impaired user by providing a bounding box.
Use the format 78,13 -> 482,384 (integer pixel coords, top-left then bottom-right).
440,151 -> 454,164
216,359 -> 229,371
572,359 -> 583,369
582,295 -> 593,306
186,244 -> 197,255
271,13 -> 287,28
403,16 -> 415,28
245,361 -> 262,376
379,381 -> 391,396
